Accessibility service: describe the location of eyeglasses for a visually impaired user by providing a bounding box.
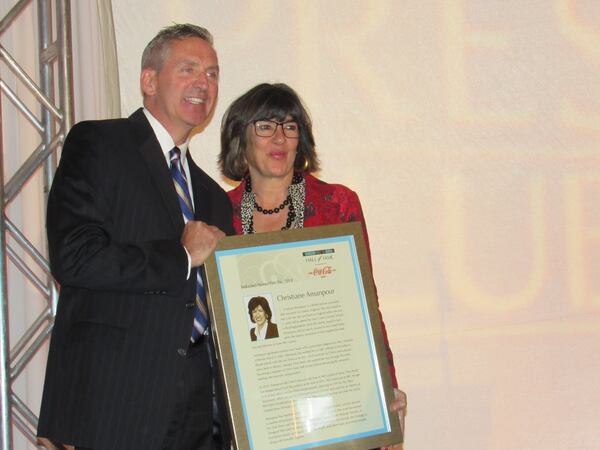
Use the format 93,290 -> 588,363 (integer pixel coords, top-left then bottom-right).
253,120 -> 300,138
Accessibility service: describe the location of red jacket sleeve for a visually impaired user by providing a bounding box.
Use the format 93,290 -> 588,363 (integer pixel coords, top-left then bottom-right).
305,176 -> 398,387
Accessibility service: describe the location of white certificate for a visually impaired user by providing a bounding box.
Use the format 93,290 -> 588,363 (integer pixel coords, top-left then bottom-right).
204,222 -> 402,450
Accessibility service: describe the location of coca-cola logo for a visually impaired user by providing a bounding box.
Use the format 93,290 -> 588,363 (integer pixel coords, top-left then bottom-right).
308,266 -> 335,278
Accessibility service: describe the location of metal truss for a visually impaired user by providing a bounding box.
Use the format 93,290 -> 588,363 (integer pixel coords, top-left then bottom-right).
0,0 -> 73,448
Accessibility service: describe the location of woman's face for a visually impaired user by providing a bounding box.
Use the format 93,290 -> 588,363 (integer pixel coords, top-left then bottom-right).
252,305 -> 267,326
245,115 -> 299,183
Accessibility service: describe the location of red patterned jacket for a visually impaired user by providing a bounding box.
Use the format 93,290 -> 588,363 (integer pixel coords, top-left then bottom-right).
227,173 -> 398,387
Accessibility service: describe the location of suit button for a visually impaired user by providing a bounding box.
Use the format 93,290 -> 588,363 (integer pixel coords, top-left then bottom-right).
185,302 -> 195,309
177,348 -> 187,357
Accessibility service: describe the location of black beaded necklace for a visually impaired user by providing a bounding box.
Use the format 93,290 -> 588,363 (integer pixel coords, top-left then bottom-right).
254,196 -> 291,214
244,173 -> 302,231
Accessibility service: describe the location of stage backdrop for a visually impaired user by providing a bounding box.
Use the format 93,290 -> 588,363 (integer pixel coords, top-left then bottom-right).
112,1 -> 599,449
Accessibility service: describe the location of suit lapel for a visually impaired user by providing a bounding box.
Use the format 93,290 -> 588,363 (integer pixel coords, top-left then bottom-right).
131,109 -> 184,233
187,153 -> 212,223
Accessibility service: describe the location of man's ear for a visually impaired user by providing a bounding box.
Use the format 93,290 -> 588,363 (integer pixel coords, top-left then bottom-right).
140,68 -> 157,96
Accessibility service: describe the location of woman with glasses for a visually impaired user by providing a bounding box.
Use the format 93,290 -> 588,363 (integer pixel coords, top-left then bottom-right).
219,82 -> 406,449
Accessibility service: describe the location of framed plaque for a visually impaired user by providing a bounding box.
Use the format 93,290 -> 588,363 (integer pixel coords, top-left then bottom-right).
204,222 -> 402,450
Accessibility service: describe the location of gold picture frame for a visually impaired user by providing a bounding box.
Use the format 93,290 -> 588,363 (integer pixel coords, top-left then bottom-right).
204,222 -> 402,450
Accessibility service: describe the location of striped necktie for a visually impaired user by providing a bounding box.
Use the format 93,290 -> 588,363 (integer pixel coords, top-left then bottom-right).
169,147 -> 209,341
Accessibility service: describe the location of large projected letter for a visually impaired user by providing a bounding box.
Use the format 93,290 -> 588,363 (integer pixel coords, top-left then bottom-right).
295,2 -> 409,123
441,174 -> 546,311
556,0 -> 600,132
442,0 -> 532,124
565,174 -> 600,307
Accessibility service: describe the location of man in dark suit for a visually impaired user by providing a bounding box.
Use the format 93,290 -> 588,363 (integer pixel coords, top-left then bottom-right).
37,24 -> 233,450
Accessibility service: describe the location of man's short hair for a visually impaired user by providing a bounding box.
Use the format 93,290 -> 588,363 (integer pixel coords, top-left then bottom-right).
141,23 -> 214,71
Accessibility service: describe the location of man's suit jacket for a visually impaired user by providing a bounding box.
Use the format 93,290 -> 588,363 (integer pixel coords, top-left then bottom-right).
37,108 -> 234,449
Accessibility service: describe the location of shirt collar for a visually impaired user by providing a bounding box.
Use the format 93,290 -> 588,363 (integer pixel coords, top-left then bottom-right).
142,108 -> 189,160
256,321 -> 270,339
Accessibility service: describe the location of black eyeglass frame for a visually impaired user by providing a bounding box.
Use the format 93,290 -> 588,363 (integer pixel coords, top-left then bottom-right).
252,119 -> 300,138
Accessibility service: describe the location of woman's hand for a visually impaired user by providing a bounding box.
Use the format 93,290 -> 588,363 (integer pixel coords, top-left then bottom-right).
381,388 -> 407,450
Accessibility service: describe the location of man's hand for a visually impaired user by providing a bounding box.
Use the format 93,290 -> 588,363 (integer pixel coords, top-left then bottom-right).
181,221 -> 225,267
381,388 -> 407,450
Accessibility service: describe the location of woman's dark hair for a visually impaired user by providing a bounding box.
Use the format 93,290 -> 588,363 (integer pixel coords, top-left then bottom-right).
220,83 -> 320,181
247,296 -> 273,323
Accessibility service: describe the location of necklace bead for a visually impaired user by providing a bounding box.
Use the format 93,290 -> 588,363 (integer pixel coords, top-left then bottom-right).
254,196 -> 291,215
243,174 -> 303,232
